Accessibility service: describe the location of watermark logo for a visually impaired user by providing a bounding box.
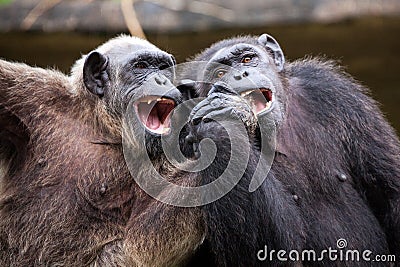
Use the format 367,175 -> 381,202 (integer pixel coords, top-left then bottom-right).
336,238 -> 347,249
257,238 -> 396,263
121,61 -> 277,207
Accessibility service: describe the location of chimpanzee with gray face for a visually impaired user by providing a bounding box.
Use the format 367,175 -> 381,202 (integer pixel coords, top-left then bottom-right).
182,34 -> 400,266
0,36 -> 204,266
80,36 -> 179,149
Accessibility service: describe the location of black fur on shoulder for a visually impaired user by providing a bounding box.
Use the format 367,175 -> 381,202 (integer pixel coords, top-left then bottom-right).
183,35 -> 400,266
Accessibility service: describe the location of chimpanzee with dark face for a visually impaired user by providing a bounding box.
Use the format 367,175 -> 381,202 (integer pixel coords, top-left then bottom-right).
182,34 -> 400,266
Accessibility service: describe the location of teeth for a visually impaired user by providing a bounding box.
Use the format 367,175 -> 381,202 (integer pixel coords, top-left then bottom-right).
240,88 -> 274,114
240,90 -> 253,97
141,98 -> 168,105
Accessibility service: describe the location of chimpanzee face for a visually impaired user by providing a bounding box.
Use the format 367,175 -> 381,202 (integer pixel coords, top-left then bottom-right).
83,37 -> 180,136
192,34 -> 286,126
116,49 -> 177,136
199,43 -> 282,116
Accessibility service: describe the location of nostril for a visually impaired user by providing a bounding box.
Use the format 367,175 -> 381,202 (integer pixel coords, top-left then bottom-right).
234,75 -> 242,80
155,76 -> 167,85
243,71 -> 249,77
155,77 -> 162,85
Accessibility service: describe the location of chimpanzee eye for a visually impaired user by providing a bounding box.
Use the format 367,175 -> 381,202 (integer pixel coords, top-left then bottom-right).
215,69 -> 227,78
134,62 -> 148,69
241,55 -> 256,64
242,57 -> 252,63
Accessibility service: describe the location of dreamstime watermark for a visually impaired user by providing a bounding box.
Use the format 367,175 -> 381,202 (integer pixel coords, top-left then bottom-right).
257,238 -> 396,263
122,61 -> 277,207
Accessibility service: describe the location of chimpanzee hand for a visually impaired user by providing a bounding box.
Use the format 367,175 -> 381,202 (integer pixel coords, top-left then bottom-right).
185,84 -> 257,159
190,83 -> 256,129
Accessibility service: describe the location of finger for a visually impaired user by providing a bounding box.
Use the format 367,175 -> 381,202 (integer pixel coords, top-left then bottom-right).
189,94 -> 229,120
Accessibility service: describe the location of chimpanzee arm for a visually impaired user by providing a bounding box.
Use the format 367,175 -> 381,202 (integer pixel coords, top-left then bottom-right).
187,92 -> 304,266
0,60 -> 71,177
287,58 -> 400,258
346,92 -> 400,258
0,59 -> 70,128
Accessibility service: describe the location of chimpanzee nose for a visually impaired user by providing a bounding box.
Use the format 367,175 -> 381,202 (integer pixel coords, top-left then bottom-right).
233,71 -> 249,80
163,87 -> 182,104
147,73 -> 183,103
207,82 -> 237,96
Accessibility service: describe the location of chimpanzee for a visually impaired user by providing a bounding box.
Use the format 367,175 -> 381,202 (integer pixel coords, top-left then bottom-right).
182,34 -> 400,266
0,35 -> 204,266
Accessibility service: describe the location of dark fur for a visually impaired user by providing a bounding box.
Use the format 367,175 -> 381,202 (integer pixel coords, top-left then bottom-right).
184,35 -> 400,266
0,36 -> 204,266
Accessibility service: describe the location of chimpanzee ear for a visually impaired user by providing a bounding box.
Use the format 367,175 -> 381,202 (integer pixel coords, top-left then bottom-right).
83,51 -> 109,97
257,34 -> 285,72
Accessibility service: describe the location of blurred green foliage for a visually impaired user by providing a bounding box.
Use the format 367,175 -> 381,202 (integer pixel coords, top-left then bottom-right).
0,0 -> 13,6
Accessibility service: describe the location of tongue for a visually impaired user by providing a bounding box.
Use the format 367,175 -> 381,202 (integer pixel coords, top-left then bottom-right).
146,108 -> 161,130
254,101 -> 267,113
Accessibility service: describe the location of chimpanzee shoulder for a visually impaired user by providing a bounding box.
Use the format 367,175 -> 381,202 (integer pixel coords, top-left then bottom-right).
185,33 -> 400,265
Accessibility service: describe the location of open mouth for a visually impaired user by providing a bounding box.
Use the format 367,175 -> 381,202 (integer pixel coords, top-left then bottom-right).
135,96 -> 176,135
240,88 -> 273,114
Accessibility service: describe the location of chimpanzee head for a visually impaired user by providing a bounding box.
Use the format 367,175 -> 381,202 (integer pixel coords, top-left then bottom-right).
71,35 -> 181,157
190,34 -> 288,130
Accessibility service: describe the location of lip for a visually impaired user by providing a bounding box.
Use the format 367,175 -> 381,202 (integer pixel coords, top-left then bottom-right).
134,96 -> 176,135
240,88 -> 274,115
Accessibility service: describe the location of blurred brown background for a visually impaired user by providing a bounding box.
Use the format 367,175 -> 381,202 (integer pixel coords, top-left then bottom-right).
0,0 -> 399,132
